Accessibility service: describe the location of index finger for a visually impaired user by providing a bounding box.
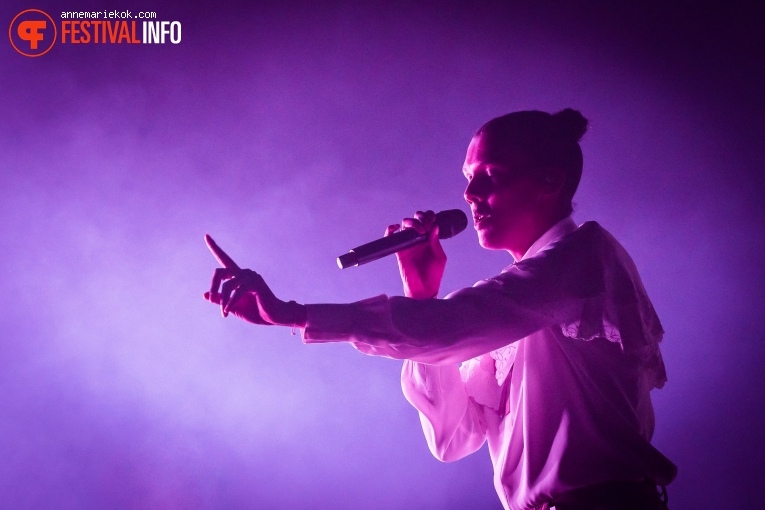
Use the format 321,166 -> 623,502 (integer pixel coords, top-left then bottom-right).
414,210 -> 436,226
205,234 -> 241,270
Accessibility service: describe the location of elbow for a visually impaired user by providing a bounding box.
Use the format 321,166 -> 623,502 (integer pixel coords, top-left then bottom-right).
429,442 -> 458,463
425,430 -> 451,462
420,404 -> 486,462
427,436 -> 473,463
423,423 -> 470,463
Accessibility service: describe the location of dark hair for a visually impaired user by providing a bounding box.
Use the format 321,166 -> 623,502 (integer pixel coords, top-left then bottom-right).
475,108 -> 588,215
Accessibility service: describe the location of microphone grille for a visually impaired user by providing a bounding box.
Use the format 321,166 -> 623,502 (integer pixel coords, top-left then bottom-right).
435,209 -> 468,239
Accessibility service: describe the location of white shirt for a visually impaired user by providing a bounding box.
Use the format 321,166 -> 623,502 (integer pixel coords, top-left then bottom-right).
302,217 -> 676,510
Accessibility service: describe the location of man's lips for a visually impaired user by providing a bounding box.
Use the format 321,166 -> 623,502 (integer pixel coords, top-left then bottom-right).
473,211 -> 492,227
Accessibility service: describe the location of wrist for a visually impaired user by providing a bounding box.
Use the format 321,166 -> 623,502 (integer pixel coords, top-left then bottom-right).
405,288 -> 439,299
288,300 -> 308,327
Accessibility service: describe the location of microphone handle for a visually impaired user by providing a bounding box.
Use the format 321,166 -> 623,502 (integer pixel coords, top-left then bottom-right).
337,228 -> 425,268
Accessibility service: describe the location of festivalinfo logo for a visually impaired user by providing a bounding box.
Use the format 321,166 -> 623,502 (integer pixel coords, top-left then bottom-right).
9,8 -> 182,57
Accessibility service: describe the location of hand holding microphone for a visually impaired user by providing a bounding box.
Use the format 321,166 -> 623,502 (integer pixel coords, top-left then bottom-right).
337,209 -> 467,268
338,209 -> 468,299
389,210 -> 448,299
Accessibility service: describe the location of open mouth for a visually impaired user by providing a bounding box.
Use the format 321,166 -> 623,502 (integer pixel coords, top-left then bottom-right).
473,212 -> 491,227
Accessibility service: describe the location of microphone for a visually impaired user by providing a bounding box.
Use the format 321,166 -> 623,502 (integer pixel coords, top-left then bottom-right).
337,209 -> 468,269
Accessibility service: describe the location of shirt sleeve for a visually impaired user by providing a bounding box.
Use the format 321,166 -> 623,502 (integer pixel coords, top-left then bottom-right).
400,360 -> 487,462
302,232 -> 600,365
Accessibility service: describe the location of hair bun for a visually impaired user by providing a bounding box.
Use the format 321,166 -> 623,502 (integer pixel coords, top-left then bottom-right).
551,108 -> 588,143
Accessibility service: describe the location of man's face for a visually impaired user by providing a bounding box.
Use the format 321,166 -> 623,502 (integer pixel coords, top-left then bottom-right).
462,133 -> 545,252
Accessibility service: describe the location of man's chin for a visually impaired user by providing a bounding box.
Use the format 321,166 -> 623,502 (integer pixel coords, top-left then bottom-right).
477,231 -> 504,251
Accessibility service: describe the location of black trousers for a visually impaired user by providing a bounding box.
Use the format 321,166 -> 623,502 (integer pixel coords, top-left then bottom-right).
538,480 -> 669,510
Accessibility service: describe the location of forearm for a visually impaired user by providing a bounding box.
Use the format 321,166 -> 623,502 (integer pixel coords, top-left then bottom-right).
301,285 -> 553,364
300,295 -> 469,363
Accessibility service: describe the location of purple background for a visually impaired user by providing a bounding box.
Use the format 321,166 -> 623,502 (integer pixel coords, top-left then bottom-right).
2,1 -> 763,508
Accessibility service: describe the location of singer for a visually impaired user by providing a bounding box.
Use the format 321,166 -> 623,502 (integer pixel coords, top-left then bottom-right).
204,109 -> 676,510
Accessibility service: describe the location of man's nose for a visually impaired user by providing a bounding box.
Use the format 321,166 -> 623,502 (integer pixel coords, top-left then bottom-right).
464,176 -> 486,204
